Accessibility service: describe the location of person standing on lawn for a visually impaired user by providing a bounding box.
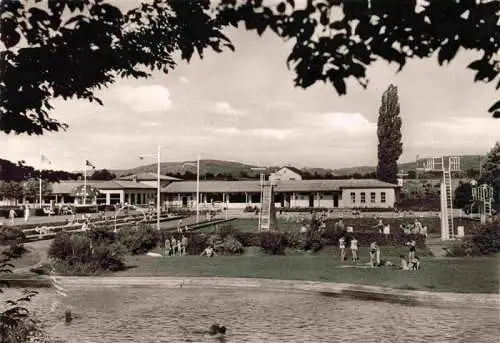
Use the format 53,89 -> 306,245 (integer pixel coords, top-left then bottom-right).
339,236 -> 346,262
350,236 -> 359,263
164,238 -> 172,257
9,209 -> 16,225
171,236 -> 178,256
370,241 -> 381,267
407,239 -> 416,260
181,235 -> 188,256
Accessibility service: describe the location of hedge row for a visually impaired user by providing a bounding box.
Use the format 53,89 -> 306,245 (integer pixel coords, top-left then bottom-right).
158,226 -> 426,256
325,217 -> 477,234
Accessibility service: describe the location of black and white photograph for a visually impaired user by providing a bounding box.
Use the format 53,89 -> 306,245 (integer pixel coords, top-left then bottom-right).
0,0 -> 499,342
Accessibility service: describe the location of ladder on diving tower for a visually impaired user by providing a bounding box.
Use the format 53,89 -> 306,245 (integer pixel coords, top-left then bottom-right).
439,156 -> 461,240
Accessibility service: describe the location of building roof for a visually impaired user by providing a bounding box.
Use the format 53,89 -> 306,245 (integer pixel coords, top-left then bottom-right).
163,181 -> 261,193
116,172 -> 182,181
162,179 -> 397,193
280,166 -> 304,176
51,180 -> 156,194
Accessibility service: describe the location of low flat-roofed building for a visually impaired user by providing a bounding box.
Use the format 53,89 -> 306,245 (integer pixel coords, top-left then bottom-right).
162,179 -> 397,209
47,180 -> 157,206
115,172 -> 181,189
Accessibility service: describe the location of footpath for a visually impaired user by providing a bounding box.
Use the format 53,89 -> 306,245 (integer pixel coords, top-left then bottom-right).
55,276 -> 500,309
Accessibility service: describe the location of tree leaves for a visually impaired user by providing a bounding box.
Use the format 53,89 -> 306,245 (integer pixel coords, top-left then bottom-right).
438,40 -> 460,65
1,0 -> 499,137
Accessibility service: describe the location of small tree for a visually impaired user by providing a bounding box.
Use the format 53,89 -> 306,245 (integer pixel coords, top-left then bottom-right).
89,169 -> 116,181
0,181 -> 23,204
22,178 -> 52,203
454,182 -> 473,210
377,84 -> 403,184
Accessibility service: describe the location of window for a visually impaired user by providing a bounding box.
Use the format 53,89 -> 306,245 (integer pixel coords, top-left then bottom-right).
350,192 -> 356,203
360,192 -> 366,203
381,192 -> 386,203
370,192 -> 376,203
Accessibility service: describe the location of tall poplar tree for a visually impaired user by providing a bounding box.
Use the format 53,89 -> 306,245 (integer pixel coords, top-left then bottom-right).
377,84 -> 403,184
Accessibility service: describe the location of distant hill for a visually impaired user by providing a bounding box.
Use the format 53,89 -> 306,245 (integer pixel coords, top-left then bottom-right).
112,159 -> 271,179
331,155 -> 484,176
112,155 -> 484,180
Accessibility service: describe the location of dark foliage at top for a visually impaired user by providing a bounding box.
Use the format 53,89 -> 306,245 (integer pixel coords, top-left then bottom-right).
89,169 -> 116,180
1,0 -> 498,135
0,159 -> 81,182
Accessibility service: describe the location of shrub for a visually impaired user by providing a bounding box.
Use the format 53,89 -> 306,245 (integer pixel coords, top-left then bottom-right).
462,223 -> 500,255
303,230 -> 324,252
0,206 -> 24,218
92,243 -> 126,271
8,242 -> 27,258
232,232 -> 261,247
217,224 -> 240,238
282,231 -> 303,249
0,226 -> 25,245
185,233 -> 208,255
48,232 -> 74,261
88,226 -> 116,244
117,223 -> 161,254
221,235 -> 244,255
48,231 -> 126,275
207,234 -> 244,255
259,232 -> 286,255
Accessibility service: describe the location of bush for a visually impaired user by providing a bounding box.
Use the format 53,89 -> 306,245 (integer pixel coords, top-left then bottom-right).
191,233 -> 209,255
259,232 -> 286,255
0,206 -> 24,218
303,229 -> 324,252
282,231 -> 303,249
462,223 -> 500,255
206,234 -> 244,255
8,242 -> 27,258
0,226 -> 25,245
217,224 -> 240,238
48,231 -> 126,275
232,232 -> 261,247
117,223 -> 161,254
48,232 -> 74,261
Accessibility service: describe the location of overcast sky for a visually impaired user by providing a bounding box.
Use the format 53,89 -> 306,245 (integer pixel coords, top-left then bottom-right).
1,1 -> 499,171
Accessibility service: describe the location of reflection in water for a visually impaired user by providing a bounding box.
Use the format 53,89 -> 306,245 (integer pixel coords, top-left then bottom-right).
4,286 -> 499,343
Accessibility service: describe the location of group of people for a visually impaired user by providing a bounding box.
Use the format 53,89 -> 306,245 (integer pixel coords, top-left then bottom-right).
337,236 -> 420,270
164,235 -> 188,256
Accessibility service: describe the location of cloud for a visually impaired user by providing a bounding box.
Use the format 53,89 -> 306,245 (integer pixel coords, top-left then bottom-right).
110,85 -> 172,113
265,101 -> 296,112
314,112 -> 377,135
211,127 -> 296,140
409,117 -> 499,152
210,101 -> 246,116
251,128 -> 295,140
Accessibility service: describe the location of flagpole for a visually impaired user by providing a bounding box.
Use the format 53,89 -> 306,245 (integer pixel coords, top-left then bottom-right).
39,152 -> 42,208
196,154 -> 200,223
157,145 -> 161,231
39,174 -> 42,208
83,158 -> 87,205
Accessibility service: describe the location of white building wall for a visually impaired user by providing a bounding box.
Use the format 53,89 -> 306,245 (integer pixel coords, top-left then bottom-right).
270,167 -> 303,181
163,188 -> 395,209
341,188 -> 395,208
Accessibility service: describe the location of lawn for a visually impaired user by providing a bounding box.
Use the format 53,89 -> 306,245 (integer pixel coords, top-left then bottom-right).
117,249 -> 500,294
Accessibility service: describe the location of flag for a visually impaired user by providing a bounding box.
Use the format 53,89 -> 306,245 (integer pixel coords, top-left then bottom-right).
85,160 -> 96,169
40,154 -> 51,165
